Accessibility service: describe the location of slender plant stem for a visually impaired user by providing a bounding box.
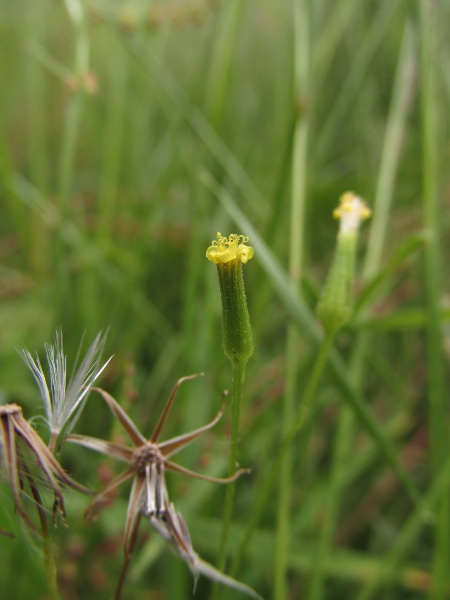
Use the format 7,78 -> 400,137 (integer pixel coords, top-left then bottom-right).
418,2 -> 449,598
419,0 -> 443,482
293,333 -> 335,444
26,2 -> 50,283
42,533 -> 60,600
56,0 -> 89,316
217,361 -> 246,575
229,364 -> 246,480
274,0 -> 310,595
24,465 -> 61,600
362,22 -> 416,282
205,0 -> 243,130
274,327 -> 297,600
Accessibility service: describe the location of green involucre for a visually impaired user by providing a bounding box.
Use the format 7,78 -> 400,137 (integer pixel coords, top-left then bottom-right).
216,258 -> 254,366
317,232 -> 357,334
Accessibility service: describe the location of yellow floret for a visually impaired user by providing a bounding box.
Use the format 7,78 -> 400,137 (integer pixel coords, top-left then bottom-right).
206,232 -> 254,265
333,192 -> 371,233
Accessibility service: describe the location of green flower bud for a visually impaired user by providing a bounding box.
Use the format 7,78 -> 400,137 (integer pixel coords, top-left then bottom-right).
317,192 -> 371,334
206,233 -> 254,366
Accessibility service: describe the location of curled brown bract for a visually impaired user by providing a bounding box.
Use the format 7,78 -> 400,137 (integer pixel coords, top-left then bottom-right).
0,403 -> 92,535
66,375 -> 259,600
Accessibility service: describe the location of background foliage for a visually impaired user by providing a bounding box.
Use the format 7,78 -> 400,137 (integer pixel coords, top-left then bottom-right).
1,0 -> 449,599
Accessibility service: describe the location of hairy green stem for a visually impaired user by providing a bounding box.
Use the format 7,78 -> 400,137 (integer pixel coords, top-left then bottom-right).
26,466 -> 61,600
217,360 -> 246,576
42,533 -> 60,600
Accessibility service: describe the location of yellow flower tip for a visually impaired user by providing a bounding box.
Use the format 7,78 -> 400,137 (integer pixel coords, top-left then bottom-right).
206,232 -> 254,265
333,192 -> 371,233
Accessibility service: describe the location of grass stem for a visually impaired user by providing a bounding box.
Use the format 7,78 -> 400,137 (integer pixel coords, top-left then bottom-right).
418,2 -> 449,598
274,0 -> 310,595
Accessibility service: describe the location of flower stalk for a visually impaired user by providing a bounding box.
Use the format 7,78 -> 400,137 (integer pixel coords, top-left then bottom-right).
206,233 -> 254,574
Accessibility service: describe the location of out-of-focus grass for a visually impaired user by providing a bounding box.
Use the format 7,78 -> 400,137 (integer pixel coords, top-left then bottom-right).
1,1 -> 449,599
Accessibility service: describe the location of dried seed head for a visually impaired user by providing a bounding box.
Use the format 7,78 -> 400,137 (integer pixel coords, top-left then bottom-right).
66,377 -> 258,598
0,403 -> 92,534
132,444 -> 162,476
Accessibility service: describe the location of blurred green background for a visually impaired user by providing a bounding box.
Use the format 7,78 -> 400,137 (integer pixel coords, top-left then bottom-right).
1,0 -> 449,599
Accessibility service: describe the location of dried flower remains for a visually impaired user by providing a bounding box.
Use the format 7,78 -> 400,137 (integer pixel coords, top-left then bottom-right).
0,403 -> 92,536
67,374 -> 263,600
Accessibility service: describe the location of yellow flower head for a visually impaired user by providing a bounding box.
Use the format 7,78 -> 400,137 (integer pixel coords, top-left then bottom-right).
333,192 -> 371,234
206,233 -> 254,265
